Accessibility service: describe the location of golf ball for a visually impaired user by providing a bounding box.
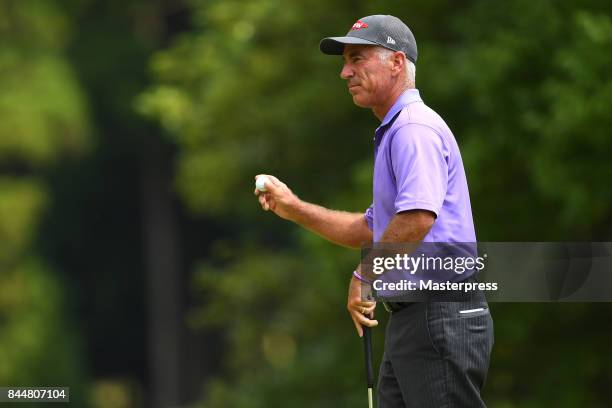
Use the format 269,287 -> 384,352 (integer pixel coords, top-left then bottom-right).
256,176 -> 269,192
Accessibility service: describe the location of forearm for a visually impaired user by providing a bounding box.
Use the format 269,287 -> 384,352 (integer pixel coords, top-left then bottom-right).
291,200 -> 372,248
254,174 -> 372,247
359,210 -> 434,280
379,210 -> 433,243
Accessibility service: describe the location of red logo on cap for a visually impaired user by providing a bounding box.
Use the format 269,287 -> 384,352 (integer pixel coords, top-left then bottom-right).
351,20 -> 368,30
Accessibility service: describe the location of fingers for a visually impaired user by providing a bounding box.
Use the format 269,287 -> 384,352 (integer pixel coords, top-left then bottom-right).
265,175 -> 286,189
348,301 -> 375,315
351,315 -> 364,338
360,315 -> 379,328
254,174 -> 286,194
258,193 -> 274,211
355,305 -> 376,319
258,194 -> 266,210
350,311 -> 379,337
348,301 -> 378,337
350,300 -> 376,309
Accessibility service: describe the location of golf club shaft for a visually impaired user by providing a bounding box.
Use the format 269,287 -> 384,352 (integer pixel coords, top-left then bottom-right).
363,324 -> 374,406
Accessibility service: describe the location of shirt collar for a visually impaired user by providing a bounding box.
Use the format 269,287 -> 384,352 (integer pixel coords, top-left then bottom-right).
376,88 -> 422,131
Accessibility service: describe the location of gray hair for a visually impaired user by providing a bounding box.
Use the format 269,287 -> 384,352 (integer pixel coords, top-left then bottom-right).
377,47 -> 416,87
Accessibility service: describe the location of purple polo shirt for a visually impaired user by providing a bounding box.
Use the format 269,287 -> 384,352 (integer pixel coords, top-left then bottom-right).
364,89 -> 476,243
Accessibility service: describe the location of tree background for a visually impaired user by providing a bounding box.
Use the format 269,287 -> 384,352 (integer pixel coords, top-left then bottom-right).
1,0 -> 611,407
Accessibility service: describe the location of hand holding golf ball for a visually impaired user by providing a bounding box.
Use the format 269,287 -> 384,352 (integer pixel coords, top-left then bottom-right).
254,174 -> 298,220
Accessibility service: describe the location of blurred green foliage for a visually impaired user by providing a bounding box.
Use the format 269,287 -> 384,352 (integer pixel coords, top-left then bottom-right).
0,0 -> 89,403
140,0 -> 612,407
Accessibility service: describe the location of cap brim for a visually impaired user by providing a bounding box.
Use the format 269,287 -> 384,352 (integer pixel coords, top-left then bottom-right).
319,36 -> 379,55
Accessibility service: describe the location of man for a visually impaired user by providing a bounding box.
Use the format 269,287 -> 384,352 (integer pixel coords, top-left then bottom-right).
254,15 -> 493,408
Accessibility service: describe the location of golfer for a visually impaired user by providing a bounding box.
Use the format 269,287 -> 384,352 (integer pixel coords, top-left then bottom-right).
255,15 -> 493,408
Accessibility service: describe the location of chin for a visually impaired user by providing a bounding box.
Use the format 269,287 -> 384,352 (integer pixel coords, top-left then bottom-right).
351,95 -> 371,108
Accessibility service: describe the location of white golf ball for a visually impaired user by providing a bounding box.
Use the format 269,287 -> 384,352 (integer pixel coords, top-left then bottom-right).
256,176 -> 269,192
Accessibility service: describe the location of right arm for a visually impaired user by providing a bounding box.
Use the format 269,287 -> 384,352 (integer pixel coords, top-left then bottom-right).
291,201 -> 372,249
255,174 -> 378,336
254,175 -> 372,249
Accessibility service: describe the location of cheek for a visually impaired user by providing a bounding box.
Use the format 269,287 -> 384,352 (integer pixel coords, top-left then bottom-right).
360,70 -> 378,90
364,74 -> 384,94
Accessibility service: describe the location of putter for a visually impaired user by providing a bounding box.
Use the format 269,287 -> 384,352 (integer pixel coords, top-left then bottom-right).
363,324 -> 374,408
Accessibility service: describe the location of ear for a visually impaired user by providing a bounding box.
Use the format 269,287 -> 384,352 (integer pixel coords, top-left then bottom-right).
391,51 -> 406,76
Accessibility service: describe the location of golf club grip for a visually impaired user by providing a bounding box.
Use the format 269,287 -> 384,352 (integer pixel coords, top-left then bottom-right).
363,326 -> 374,388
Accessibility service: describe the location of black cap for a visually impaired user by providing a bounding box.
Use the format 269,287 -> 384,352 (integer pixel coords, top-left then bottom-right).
319,15 -> 418,63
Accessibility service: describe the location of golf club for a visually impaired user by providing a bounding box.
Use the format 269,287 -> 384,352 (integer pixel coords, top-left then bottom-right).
363,323 -> 374,408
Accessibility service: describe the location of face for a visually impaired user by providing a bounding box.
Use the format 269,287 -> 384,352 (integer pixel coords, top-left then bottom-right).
341,45 -> 395,108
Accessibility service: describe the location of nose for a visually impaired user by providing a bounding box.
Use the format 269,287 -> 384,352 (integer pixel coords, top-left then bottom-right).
340,63 -> 353,79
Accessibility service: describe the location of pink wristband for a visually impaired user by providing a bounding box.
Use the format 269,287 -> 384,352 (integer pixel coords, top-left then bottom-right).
353,270 -> 373,284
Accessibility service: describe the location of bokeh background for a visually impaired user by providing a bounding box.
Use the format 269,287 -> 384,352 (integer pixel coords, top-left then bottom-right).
1,0 -> 612,407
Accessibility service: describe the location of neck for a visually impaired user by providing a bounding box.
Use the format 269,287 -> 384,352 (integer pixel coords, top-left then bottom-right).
372,84 -> 413,121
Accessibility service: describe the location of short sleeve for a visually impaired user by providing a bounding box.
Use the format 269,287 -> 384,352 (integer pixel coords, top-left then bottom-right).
364,204 -> 374,231
390,124 -> 448,216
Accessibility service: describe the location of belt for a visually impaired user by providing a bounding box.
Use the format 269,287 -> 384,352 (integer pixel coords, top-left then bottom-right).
382,300 -> 413,314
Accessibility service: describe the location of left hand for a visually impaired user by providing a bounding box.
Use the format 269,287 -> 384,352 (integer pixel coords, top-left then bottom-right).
347,275 -> 378,337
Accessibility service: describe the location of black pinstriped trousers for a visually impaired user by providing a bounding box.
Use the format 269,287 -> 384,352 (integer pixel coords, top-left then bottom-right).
378,290 -> 494,408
